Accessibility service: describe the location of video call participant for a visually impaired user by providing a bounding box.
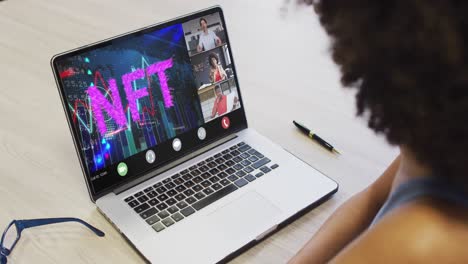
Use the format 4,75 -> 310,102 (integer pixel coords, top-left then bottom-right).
197,18 -> 222,52
211,85 -> 227,118
208,52 -> 227,83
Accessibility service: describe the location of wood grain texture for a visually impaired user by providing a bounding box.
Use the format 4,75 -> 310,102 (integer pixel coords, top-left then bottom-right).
0,0 -> 398,263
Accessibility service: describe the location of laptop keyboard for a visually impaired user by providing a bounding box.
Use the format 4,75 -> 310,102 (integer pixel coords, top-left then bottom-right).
123,142 -> 279,233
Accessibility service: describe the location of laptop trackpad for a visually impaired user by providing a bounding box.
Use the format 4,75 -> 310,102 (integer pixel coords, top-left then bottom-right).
208,191 -> 282,240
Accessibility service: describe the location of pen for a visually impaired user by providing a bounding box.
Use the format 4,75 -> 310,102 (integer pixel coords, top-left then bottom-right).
293,120 -> 341,155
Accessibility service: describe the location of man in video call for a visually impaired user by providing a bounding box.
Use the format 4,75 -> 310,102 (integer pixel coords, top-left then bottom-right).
197,17 -> 222,53
211,85 -> 227,118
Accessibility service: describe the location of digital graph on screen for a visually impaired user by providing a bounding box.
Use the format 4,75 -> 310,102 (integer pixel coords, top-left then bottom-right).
57,24 -> 204,174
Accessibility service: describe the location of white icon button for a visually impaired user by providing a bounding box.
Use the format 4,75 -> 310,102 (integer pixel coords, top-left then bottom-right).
145,150 -> 156,164
172,138 -> 182,152
197,127 -> 207,140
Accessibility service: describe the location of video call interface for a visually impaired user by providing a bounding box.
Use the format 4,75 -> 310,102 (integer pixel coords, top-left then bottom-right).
56,12 -> 241,180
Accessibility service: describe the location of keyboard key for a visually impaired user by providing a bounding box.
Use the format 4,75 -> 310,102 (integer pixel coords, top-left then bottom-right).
185,196 -> 197,204
127,200 -> 139,208
173,178 -> 184,185
194,192 -> 206,200
189,165 -> 198,171
260,166 -> 272,174
248,156 -> 259,162
233,156 -> 242,163
140,208 -> 158,219
252,158 -> 271,169
183,189 -> 195,197
271,164 -> 279,169
147,190 -> 158,198
240,153 -> 250,159
209,176 -> 220,183
176,201 -> 188,209
231,150 -> 241,157
162,178 -> 172,184
225,160 -> 235,167
236,171 -> 247,177
218,172 -> 228,178
172,212 -> 184,222
182,174 -> 193,181
190,169 -> 201,176
193,185 -> 203,192
206,157 -> 214,162
158,210 -> 170,219
167,206 -> 179,214
220,179 -> 230,186
162,217 -> 175,227
230,145 -> 238,150
165,182 -> 176,189
222,154 -> 233,160
248,149 -> 257,155
175,194 -> 186,201
254,152 -> 265,159
166,189 -> 177,197
184,180 -> 195,188
156,203 -> 168,211
217,164 -> 228,171
207,162 -> 217,168
233,164 -> 244,171
241,160 -> 251,166
212,183 -> 223,191
244,166 -> 254,173
137,195 -> 149,203
175,185 -> 187,192
146,215 -> 160,225
166,198 -> 177,206
197,161 -> 206,167
201,180 -> 212,187
144,186 -> 153,193
180,169 -> 189,175
193,176 -> 203,184
192,184 -> 238,210
199,165 -> 209,172
152,222 -> 165,232
171,173 -> 181,180
244,174 -> 256,182
155,186 -> 167,194
157,194 -> 168,201
255,172 -> 264,178
234,178 -> 248,188
209,168 -> 220,175
201,172 -> 211,179
238,145 -> 251,152
226,168 -> 236,175
227,175 -> 239,182
180,206 -> 196,217
134,191 -> 144,197
148,198 -> 159,206
222,149 -> 230,154
237,142 -> 245,146
215,158 -> 225,164
124,196 -> 134,203
153,182 -> 163,188
214,153 -> 222,158
203,187 -> 214,195
134,203 -> 150,213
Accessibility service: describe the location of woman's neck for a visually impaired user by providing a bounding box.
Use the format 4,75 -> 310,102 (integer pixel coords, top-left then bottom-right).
391,146 -> 432,192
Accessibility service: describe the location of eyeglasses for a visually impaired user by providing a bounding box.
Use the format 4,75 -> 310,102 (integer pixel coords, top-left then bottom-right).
0,217 -> 105,264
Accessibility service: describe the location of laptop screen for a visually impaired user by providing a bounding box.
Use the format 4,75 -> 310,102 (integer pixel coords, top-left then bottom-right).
52,8 -> 247,198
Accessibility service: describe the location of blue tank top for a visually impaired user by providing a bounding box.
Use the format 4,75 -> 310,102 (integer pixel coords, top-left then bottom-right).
371,177 -> 468,226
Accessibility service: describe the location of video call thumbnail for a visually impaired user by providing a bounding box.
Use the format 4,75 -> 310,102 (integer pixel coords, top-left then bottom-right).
182,13 -> 241,124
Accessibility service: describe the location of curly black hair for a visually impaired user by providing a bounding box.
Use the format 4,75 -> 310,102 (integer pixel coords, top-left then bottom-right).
208,52 -> 219,68
307,0 -> 468,187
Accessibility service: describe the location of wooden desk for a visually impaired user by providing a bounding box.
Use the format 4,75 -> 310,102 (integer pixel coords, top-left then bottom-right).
0,0 -> 398,263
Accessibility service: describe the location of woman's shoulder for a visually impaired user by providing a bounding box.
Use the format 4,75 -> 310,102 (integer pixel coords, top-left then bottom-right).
331,198 -> 468,263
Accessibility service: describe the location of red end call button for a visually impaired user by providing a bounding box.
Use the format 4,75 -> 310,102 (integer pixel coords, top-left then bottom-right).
221,116 -> 230,129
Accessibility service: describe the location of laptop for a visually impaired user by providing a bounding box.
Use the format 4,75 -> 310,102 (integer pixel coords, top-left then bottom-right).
50,6 -> 338,263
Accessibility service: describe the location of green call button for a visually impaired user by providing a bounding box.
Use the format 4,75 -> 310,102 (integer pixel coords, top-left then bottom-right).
117,162 -> 128,177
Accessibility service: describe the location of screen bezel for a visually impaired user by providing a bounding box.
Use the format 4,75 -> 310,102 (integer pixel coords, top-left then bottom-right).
50,6 -> 248,201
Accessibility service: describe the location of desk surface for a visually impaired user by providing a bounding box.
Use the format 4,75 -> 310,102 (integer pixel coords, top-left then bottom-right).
0,0 -> 398,263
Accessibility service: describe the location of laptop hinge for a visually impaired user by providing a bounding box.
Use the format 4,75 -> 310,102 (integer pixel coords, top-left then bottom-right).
113,134 -> 238,195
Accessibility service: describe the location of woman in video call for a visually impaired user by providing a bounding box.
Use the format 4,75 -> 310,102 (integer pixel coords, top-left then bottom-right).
211,85 -> 227,118
208,52 -> 227,83
289,0 -> 468,263
197,17 -> 222,52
